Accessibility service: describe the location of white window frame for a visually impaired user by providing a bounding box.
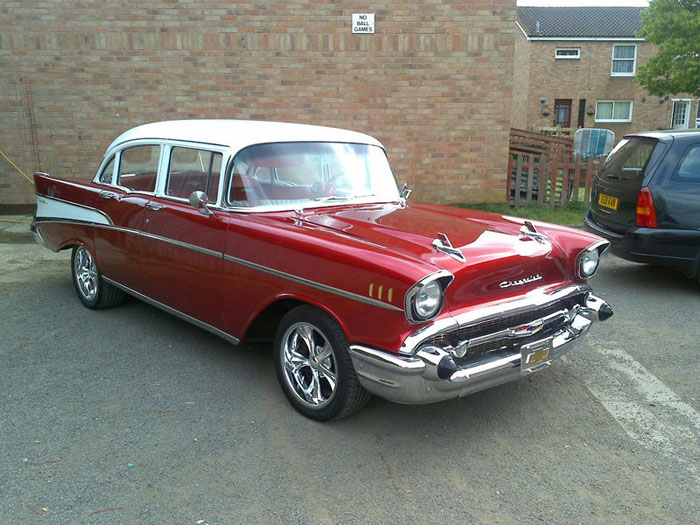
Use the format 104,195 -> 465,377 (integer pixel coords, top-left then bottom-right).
595,100 -> 633,123
555,47 -> 581,60
611,44 -> 637,77
671,99 -> 692,129
696,100 -> 700,129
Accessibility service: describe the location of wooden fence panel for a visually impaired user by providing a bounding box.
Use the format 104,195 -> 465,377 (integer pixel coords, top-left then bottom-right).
537,155 -> 546,204
508,128 -> 606,207
572,157 -> 582,202
514,155 -> 523,208
508,152 -> 606,207
526,153 -> 534,203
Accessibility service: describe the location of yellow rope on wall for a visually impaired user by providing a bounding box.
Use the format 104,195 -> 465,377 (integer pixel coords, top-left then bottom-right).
0,148 -> 35,185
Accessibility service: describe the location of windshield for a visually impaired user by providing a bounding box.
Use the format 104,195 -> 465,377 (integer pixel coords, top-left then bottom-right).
226,142 -> 400,209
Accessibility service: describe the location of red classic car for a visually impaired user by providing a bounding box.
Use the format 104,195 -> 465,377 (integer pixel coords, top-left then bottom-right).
32,120 -> 613,421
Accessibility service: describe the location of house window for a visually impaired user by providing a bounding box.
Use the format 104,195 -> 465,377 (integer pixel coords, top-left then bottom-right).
671,99 -> 692,129
555,48 -> 580,60
695,100 -> 700,128
595,100 -> 633,122
611,44 -> 637,76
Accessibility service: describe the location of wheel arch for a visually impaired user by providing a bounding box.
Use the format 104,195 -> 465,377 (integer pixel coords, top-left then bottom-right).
241,294 -> 348,344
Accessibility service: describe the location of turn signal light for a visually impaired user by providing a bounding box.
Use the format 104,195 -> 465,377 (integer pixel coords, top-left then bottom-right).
636,187 -> 657,228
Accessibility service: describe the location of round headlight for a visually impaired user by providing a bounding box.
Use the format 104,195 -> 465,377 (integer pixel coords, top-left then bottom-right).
414,280 -> 443,319
579,249 -> 600,278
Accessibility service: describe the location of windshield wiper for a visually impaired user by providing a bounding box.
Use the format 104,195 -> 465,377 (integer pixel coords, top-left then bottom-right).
314,193 -> 377,202
348,193 -> 377,199
314,195 -> 351,202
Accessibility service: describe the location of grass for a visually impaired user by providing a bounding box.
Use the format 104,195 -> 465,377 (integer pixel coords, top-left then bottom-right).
454,201 -> 589,227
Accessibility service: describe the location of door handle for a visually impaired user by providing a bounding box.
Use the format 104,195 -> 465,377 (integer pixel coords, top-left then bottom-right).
146,202 -> 166,211
99,190 -> 118,200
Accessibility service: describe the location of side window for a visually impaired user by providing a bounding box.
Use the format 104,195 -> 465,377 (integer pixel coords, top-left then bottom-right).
673,145 -> 700,182
166,147 -> 222,201
118,145 -> 160,192
98,156 -> 115,184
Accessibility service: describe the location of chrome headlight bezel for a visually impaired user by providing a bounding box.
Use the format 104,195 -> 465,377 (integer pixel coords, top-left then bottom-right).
577,240 -> 610,279
404,270 -> 454,324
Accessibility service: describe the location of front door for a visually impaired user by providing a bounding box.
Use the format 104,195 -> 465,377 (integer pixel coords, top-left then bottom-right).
671,99 -> 691,129
554,99 -> 572,128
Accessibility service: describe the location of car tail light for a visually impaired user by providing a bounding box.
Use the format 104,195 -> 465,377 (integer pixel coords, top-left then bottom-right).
636,187 -> 657,228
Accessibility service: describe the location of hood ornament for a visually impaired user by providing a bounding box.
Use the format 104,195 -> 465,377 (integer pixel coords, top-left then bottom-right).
519,220 -> 548,244
432,232 -> 466,263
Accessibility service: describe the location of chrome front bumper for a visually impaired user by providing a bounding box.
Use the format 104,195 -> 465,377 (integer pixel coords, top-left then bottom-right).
349,289 -> 612,405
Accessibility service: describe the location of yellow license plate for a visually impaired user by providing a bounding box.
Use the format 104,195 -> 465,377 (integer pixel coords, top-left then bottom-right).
598,193 -> 619,211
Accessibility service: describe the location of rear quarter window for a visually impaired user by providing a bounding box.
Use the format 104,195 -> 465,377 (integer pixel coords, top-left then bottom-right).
672,144 -> 700,182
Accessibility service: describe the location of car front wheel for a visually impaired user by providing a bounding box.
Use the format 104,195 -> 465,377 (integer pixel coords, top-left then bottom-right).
274,305 -> 371,421
71,245 -> 124,309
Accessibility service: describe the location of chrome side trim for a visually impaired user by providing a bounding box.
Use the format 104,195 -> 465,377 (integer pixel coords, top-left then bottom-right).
399,284 -> 591,355
118,226 -> 222,259
34,217 -> 403,312
103,277 -> 240,345
223,253 -> 404,312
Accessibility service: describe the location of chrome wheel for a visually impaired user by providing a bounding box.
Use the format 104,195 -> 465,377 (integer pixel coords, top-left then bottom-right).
74,246 -> 98,301
281,322 -> 338,409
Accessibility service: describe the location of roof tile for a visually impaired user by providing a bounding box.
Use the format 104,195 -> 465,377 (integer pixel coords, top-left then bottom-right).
517,7 -> 645,38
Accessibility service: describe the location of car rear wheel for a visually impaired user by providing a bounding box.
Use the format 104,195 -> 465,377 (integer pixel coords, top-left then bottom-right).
274,305 -> 371,421
71,245 -> 125,309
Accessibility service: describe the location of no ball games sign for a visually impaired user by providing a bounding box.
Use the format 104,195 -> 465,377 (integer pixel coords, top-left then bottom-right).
352,13 -> 375,34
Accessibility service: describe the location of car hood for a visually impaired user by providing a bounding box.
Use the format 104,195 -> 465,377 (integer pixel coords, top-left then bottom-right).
294,201 -> 594,308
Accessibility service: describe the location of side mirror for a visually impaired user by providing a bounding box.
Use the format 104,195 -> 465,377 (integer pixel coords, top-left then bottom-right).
400,183 -> 412,200
189,191 -> 213,216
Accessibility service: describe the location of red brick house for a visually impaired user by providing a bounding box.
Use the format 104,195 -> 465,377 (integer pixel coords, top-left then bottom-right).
0,1 -> 516,207
513,6 -> 700,138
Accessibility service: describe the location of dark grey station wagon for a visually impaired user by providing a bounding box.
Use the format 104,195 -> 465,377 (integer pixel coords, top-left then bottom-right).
585,130 -> 700,283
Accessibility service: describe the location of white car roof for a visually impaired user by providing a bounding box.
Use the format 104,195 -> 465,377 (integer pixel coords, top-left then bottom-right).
106,119 -> 384,154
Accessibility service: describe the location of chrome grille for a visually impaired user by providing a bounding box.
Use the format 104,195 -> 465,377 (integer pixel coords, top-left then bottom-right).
425,292 -> 587,361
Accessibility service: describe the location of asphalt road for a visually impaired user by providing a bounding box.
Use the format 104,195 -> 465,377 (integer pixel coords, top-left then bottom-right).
1,243 -> 698,524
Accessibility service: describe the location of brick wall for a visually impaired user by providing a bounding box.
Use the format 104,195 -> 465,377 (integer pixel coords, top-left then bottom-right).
0,1 -> 515,206
512,37 -> 699,138
511,29 -> 530,130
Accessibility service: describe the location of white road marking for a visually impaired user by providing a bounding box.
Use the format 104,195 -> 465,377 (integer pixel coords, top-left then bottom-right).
566,345 -> 700,483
